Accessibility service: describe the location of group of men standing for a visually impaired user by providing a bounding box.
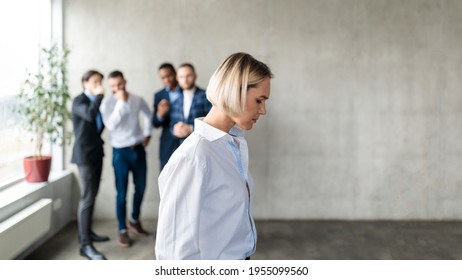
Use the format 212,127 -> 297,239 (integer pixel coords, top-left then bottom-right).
70,63 -> 212,260
153,63 -> 211,169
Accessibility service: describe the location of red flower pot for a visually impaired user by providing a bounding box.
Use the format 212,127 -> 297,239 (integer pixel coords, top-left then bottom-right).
23,156 -> 52,183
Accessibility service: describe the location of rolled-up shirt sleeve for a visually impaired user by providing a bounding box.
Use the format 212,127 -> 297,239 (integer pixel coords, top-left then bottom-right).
100,98 -> 130,131
140,98 -> 153,137
155,155 -> 208,260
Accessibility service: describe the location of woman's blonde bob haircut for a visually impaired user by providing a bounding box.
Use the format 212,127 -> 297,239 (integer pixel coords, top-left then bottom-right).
206,53 -> 273,117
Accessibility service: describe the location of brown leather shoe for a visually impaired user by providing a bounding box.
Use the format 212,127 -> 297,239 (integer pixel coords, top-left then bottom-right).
118,232 -> 132,248
128,221 -> 150,236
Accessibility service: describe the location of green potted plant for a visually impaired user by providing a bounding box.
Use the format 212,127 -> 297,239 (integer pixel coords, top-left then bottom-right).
13,43 -> 71,182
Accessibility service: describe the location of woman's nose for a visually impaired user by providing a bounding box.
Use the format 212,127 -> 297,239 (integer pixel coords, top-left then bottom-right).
259,103 -> 266,115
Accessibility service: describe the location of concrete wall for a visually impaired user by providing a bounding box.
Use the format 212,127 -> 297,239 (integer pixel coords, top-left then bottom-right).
63,0 -> 462,220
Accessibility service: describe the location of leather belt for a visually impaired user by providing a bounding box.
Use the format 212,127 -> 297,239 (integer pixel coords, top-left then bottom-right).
120,142 -> 143,150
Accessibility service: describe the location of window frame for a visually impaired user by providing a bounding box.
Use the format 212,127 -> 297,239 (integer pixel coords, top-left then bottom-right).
0,0 -> 65,190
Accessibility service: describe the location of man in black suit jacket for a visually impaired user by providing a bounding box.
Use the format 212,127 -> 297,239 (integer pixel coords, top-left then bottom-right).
71,70 -> 109,260
152,63 -> 181,170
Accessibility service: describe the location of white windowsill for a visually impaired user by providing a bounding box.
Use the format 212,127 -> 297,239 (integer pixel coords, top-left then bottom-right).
0,170 -> 72,209
0,175 -> 24,192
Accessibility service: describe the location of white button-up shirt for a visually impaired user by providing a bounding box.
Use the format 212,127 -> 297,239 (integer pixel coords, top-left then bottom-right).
155,118 -> 257,260
182,87 -> 195,120
100,92 -> 152,148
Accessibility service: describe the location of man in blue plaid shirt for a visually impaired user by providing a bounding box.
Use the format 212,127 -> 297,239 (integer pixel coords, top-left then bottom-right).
170,63 -> 212,143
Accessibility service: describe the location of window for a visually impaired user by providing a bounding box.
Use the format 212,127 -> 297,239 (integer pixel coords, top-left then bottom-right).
0,0 -> 52,185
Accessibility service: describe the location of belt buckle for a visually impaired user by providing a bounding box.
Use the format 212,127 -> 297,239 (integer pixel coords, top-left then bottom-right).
130,143 -> 141,150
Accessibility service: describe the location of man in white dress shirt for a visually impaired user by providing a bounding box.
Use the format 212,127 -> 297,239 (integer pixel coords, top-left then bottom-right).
100,70 -> 153,248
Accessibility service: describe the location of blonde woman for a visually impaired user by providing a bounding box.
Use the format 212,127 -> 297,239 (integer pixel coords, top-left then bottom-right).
155,53 -> 273,260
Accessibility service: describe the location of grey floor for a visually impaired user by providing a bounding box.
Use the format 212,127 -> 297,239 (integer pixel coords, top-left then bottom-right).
26,220 -> 462,260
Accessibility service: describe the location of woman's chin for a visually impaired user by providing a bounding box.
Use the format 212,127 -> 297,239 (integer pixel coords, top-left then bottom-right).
242,123 -> 254,130
234,120 -> 255,131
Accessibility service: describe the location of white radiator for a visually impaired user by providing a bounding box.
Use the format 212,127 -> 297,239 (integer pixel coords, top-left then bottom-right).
0,198 -> 52,259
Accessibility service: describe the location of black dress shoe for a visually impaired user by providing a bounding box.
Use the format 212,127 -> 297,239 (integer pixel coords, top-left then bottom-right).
90,231 -> 110,242
80,244 -> 107,260
78,231 -> 110,243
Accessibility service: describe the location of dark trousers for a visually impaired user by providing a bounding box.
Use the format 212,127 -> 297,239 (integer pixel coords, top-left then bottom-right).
77,163 -> 103,246
112,145 -> 147,231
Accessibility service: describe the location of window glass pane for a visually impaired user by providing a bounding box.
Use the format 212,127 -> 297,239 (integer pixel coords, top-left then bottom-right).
0,0 -> 50,184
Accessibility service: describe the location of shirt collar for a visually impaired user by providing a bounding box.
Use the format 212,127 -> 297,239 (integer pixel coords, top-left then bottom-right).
194,118 -> 245,142
179,86 -> 197,95
83,90 -> 95,102
165,85 -> 180,94
229,126 -> 245,138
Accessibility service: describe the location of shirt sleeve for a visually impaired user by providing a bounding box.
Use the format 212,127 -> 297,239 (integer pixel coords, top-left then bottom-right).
155,155 -> 208,260
155,114 -> 164,122
152,92 -> 169,128
72,95 -> 103,122
99,97 -> 130,131
139,97 -> 153,137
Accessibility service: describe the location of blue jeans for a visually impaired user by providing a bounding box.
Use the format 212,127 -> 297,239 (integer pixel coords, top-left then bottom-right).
112,144 -> 147,232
